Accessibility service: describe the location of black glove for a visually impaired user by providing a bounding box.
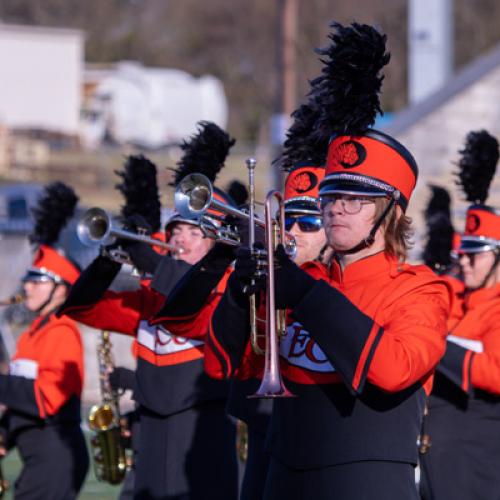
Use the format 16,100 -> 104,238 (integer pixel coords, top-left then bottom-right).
224,244 -> 267,309
234,245 -> 267,295
274,244 -> 315,309
153,242 -> 236,318
109,367 -> 135,391
107,214 -> 161,274
226,215 -> 265,247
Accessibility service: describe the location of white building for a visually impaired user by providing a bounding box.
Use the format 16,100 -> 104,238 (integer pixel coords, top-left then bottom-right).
81,61 -> 229,149
0,23 -> 83,136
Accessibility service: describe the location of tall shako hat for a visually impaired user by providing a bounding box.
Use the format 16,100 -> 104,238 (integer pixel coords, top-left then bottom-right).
456,130 -> 499,253
167,121 -> 236,231
116,155 -> 162,235
281,101 -> 327,215
314,22 -> 418,212
24,182 -> 80,286
422,185 -> 456,273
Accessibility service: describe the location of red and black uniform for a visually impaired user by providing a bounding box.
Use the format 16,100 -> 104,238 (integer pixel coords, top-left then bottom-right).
0,241 -> 89,499
59,254 -> 237,500
0,313 -> 88,499
419,129 -> 500,500
420,284 -> 500,499
203,252 -> 450,499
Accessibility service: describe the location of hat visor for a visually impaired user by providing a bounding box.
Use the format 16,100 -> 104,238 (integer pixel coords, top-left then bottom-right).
284,199 -> 321,215
319,179 -> 389,198
459,236 -> 499,253
319,175 -> 409,211
165,215 -> 201,231
22,268 -> 58,283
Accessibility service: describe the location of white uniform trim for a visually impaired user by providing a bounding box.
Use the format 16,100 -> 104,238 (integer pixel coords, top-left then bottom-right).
280,322 -> 336,373
448,335 -> 483,353
10,359 -> 39,379
137,321 -> 204,355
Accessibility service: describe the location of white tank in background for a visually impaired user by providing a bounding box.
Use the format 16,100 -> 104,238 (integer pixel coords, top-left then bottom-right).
81,61 -> 228,149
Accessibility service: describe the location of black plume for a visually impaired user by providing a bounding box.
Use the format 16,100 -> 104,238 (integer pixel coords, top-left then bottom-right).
422,185 -> 455,272
456,130 -> 499,204
115,155 -> 161,233
280,101 -> 328,171
226,180 -> 248,207
312,22 -> 390,142
30,182 -> 78,246
171,121 -> 236,187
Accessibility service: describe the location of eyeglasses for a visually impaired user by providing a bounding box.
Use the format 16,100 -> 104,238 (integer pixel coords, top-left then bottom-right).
284,215 -> 323,233
320,195 -> 375,215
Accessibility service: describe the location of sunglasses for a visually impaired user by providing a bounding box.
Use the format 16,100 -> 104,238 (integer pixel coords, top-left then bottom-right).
284,215 -> 323,233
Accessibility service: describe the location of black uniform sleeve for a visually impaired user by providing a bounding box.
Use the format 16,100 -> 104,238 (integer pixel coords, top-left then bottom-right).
436,341 -> 475,395
208,273 -> 251,377
57,255 -> 122,316
125,241 -> 162,275
152,243 -> 235,319
292,280 -> 382,394
149,255 -> 191,296
0,374 -> 41,418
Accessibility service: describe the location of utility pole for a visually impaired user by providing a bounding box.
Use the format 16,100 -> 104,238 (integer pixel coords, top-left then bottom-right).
270,0 -> 298,189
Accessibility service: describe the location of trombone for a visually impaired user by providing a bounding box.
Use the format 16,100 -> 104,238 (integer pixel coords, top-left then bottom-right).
248,189 -> 295,398
77,207 -> 183,258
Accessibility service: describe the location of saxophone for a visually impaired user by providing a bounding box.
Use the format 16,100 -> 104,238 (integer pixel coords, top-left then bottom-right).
88,331 -> 128,484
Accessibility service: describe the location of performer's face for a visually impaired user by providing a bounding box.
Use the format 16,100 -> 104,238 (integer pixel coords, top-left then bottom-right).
286,215 -> 326,266
23,280 -> 66,313
169,222 -> 214,265
322,195 -> 382,253
460,250 -> 499,289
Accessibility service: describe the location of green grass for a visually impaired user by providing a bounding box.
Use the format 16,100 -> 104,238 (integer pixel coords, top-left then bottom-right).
1,433 -> 122,499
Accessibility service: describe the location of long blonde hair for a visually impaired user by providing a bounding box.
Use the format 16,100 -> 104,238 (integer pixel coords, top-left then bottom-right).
374,197 -> 414,262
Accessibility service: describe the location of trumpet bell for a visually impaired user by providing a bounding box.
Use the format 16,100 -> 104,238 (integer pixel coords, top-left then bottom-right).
77,207 -> 112,246
174,173 -> 213,219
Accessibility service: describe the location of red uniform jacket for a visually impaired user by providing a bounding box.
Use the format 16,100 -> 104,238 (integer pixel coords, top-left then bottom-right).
436,283 -> 500,395
0,313 -> 84,435
179,252 -> 450,469
64,285 -> 229,416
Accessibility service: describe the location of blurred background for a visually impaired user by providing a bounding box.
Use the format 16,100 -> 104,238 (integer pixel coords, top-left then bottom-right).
0,0 -> 499,496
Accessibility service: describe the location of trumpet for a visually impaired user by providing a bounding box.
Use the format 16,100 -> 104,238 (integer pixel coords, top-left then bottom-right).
77,207 -> 183,259
0,294 -> 24,306
174,173 -> 296,257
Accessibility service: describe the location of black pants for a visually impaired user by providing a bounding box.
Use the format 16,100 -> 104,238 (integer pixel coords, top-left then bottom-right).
15,423 -> 89,500
240,428 -> 270,500
263,458 -> 419,500
134,401 -> 238,500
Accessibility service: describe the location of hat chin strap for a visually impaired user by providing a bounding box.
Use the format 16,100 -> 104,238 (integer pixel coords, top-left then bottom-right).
34,281 -> 58,315
471,250 -> 500,291
340,191 -> 400,255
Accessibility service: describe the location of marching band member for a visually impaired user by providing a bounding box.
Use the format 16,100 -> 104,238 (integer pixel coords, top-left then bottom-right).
0,183 -> 88,499
58,122 -> 239,500
150,96 -> 329,499
203,22 -> 451,499
420,130 -> 500,499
